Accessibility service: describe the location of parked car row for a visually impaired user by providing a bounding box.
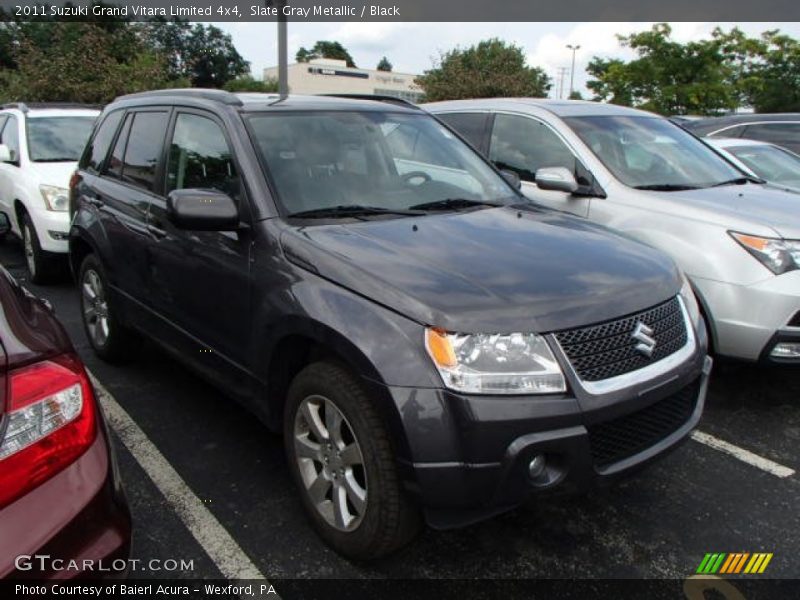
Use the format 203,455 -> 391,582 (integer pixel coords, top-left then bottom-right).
0,91 -> 797,568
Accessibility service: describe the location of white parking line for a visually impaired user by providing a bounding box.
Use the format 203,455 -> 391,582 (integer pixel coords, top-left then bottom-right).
88,372 -> 270,585
691,430 -> 796,479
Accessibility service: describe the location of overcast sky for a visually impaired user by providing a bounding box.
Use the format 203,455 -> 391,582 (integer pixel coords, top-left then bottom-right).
212,22 -> 800,98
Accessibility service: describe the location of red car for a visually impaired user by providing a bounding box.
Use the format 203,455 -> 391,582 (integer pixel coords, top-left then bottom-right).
0,216 -> 131,579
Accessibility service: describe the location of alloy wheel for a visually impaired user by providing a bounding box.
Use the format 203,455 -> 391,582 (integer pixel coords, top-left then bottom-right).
82,268 -> 110,348
293,394 -> 368,531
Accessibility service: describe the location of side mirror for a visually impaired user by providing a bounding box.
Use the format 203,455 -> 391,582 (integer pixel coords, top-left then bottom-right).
0,212 -> 10,236
535,167 -> 579,193
166,189 -> 239,231
500,169 -> 522,190
0,144 -> 12,163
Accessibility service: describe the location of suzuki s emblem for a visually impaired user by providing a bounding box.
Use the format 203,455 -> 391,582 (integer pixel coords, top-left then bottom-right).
632,322 -> 657,357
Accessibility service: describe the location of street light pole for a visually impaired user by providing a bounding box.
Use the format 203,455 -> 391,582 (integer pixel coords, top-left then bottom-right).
566,44 -> 580,99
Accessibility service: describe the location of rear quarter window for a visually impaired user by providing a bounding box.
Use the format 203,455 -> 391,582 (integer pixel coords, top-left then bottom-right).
82,110 -> 124,173
437,113 -> 490,151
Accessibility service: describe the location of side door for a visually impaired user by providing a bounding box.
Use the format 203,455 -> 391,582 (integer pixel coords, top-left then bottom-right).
90,109 -> 171,320
146,109 -> 252,395
0,115 -> 20,231
488,113 -> 592,217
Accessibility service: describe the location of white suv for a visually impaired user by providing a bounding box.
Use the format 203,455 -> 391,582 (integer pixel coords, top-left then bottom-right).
0,103 -> 99,282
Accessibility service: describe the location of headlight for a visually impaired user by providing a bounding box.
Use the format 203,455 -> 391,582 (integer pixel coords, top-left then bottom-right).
40,185 -> 70,212
679,273 -> 701,327
730,231 -> 800,275
425,328 -> 566,394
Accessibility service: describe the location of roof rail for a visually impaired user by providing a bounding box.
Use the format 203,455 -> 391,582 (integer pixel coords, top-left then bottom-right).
1,102 -> 103,112
320,94 -> 422,109
116,88 -> 243,106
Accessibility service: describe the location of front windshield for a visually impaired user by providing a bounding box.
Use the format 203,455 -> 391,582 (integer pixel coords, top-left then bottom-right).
564,115 -> 743,189
246,111 -> 514,216
27,116 -> 96,162
726,144 -> 800,190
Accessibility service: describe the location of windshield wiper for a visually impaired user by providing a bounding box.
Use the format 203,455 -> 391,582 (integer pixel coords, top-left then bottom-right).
711,176 -> 765,187
288,205 -> 425,219
633,184 -> 702,191
408,198 -> 504,211
34,158 -> 78,162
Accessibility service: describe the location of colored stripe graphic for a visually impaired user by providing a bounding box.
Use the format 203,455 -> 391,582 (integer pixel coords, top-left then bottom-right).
698,552 -> 773,574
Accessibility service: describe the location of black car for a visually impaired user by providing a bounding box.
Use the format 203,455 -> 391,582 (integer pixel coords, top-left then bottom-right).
684,113 -> 800,154
69,89 -> 711,559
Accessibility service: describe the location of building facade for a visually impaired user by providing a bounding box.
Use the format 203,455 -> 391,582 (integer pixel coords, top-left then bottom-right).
263,58 -> 423,103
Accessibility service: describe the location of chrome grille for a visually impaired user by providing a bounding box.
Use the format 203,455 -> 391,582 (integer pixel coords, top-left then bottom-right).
554,297 -> 688,382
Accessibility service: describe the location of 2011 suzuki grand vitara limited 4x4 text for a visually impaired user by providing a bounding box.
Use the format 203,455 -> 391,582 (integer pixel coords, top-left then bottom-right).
69,90 -> 712,559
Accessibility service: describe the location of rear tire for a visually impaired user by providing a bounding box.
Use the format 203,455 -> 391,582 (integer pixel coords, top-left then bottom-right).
284,361 -> 421,559
21,212 -> 60,284
79,253 -> 140,363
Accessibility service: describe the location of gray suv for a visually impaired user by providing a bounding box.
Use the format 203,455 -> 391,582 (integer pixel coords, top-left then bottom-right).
428,99 -> 800,364
70,90 -> 710,558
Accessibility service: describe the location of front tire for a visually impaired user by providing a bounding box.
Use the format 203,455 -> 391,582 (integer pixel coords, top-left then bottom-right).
79,254 -> 140,362
284,361 -> 420,559
21,212 -> 59,284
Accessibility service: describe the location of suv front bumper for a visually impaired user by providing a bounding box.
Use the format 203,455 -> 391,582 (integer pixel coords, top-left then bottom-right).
692,271 -> 800,363
384,344 -> 711,529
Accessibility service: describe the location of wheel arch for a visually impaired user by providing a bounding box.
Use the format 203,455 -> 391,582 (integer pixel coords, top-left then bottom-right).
262,316 -> 415,465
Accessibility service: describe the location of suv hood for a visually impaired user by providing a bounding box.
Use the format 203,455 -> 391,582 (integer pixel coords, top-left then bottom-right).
28,161 -> 79,188
659,184 -> 800,239
280,205 -> 681,333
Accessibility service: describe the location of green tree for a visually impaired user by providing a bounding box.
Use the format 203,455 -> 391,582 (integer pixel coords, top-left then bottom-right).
568,90 -> 584,100
714,28 -> 800,112
377,56 -> 392,72
0,22 -> 182,104
295,41 -> 356,67
586,24 -> 737,115
415,38 -> 550,102
223,74 -> 279,93
140,21 -> 249,88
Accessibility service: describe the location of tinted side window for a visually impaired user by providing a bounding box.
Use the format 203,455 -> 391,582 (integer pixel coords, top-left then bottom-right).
106,114 -> 132,180
166,113 -> 239,199
489,114 -> 576,182
1,116 -> 20,162
121,111 -> 168,191
84,110 -> 124,173
743,123 -> 800,150
438,113 -> 489,150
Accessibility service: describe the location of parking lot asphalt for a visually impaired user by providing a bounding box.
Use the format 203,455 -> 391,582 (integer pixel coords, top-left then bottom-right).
1,238 -> 798,582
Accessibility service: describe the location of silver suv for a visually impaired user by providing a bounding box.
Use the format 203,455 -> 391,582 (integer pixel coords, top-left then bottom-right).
426,99 -> 800,364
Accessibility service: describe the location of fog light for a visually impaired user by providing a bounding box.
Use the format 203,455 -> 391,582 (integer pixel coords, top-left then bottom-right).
770,343 -> 800,359
528,454 -> 546,479
48,230 -> 68,241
